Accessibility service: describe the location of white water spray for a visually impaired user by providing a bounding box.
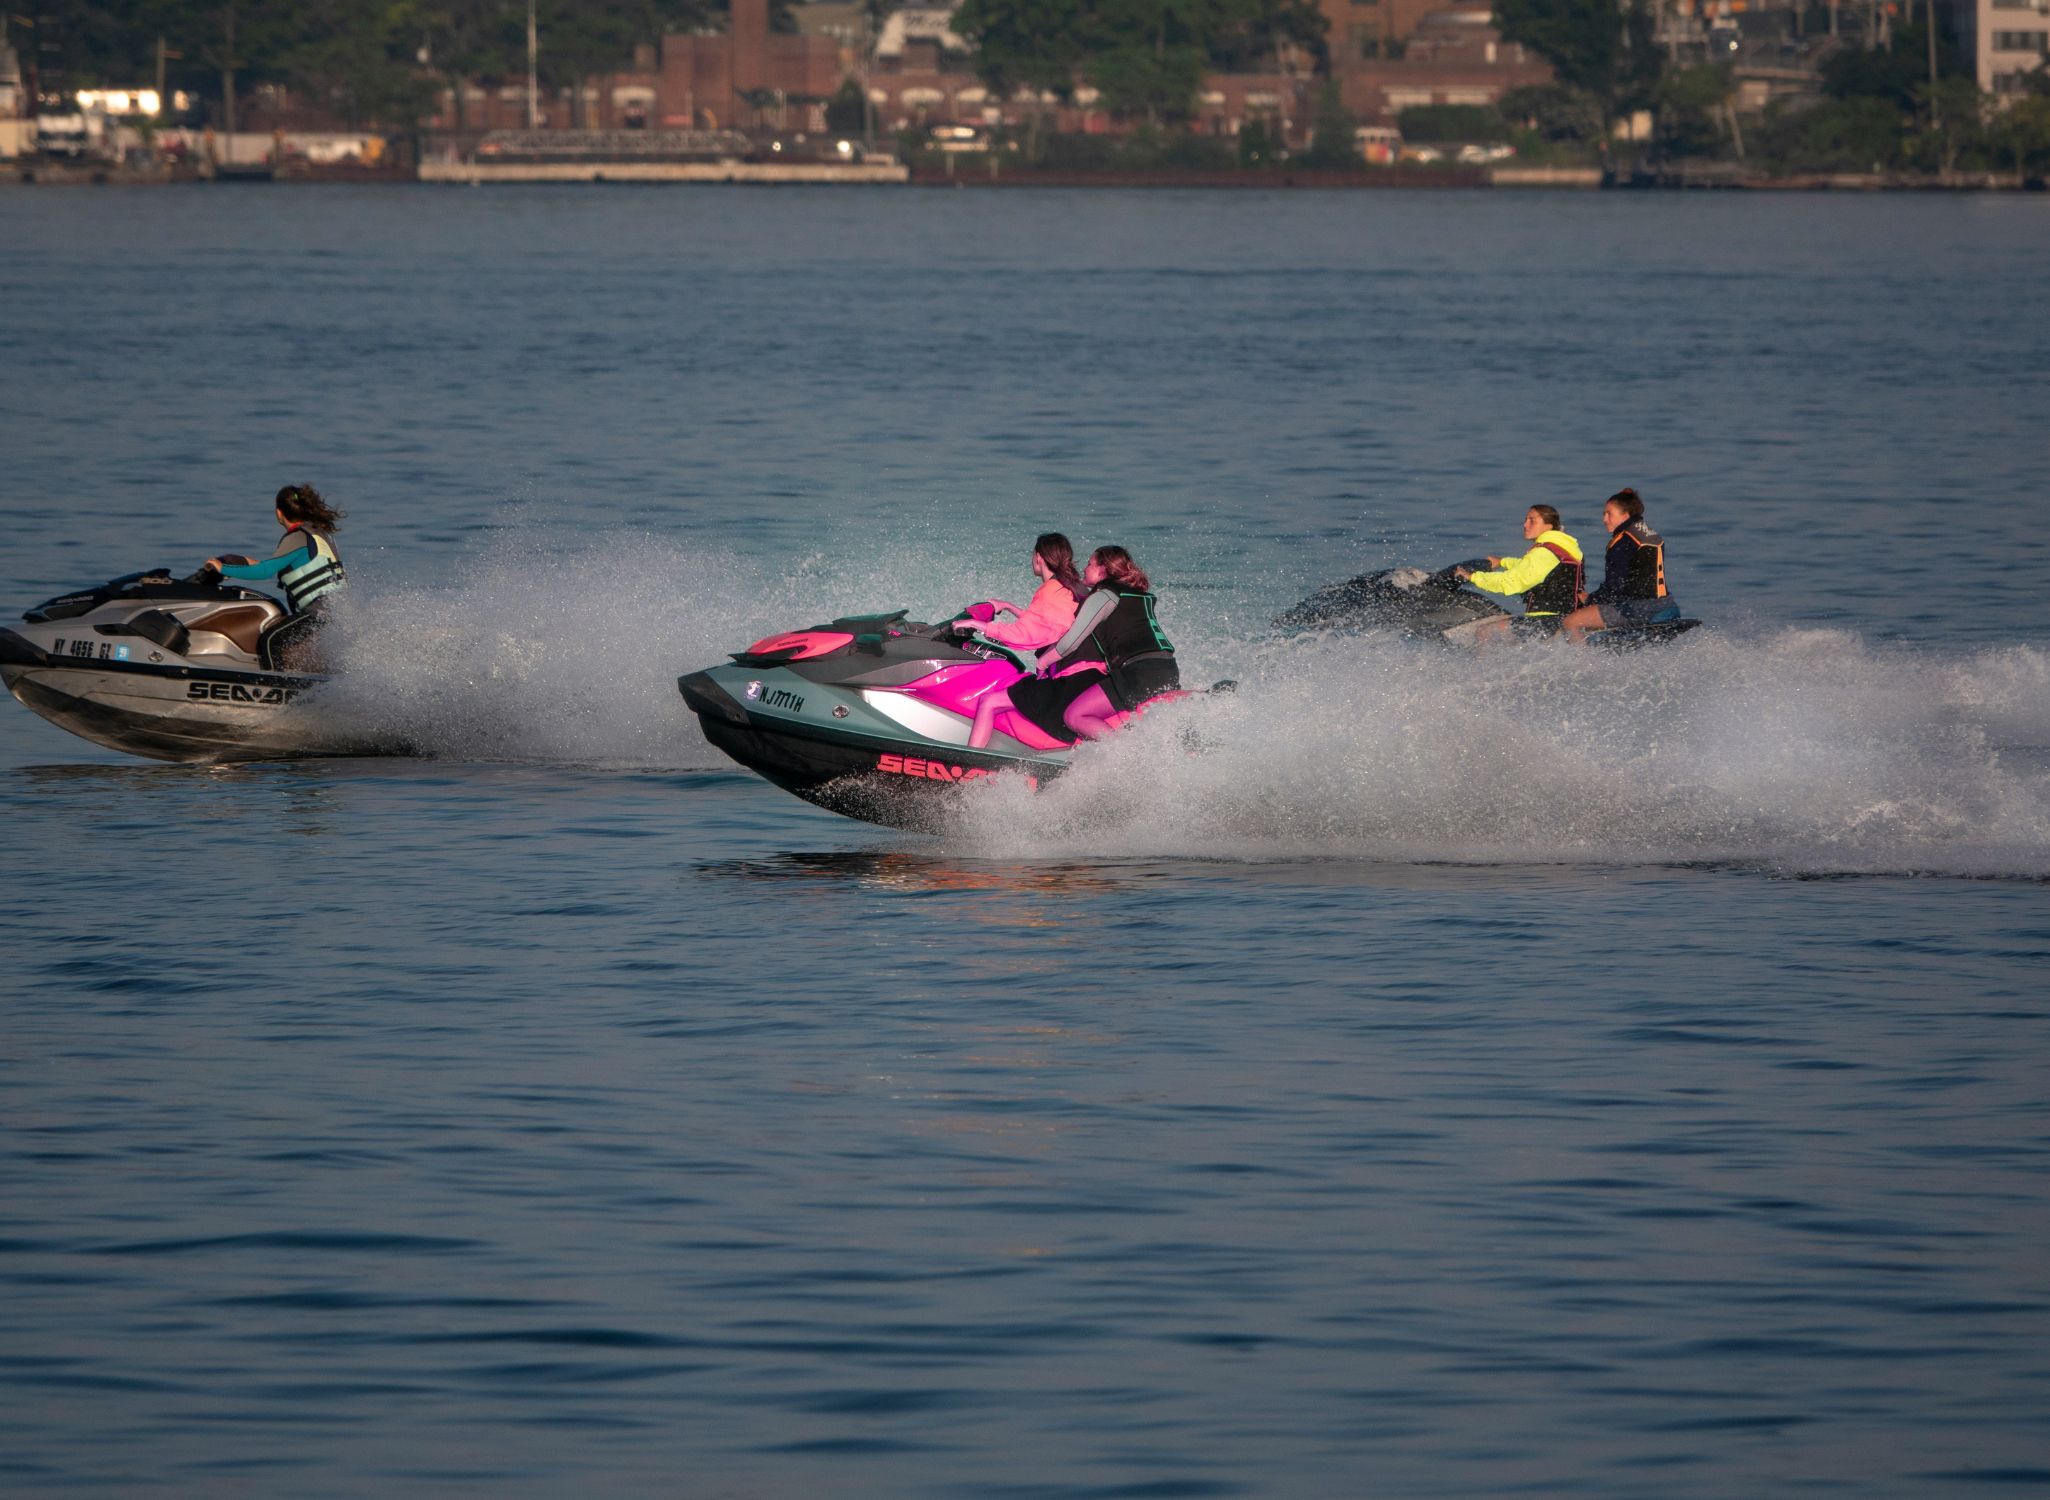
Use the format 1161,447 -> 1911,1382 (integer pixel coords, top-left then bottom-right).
302,528 -> 2050,876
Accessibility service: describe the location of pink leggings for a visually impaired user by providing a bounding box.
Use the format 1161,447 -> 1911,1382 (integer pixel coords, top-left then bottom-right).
1064,683 -> 1120,740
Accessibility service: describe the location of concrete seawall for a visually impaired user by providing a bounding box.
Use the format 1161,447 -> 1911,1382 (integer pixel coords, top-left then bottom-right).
420,160 -> 909,185
1489,166 -> 1605,188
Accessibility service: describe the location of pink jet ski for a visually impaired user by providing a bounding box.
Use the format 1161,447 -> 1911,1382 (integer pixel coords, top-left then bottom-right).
677,610 -> 1202,829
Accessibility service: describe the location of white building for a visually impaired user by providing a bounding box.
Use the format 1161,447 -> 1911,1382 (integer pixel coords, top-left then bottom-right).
0,37 -> 23,118
1955,0 -> 2050,95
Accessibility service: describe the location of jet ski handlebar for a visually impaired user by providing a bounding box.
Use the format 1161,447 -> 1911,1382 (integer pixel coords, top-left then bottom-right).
942,621 -> 1036,672
1430,559 -> 1494,589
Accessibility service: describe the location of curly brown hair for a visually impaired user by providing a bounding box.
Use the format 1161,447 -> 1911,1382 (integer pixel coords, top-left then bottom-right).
1091,545 -> 1150,593
275,484 -> 344,534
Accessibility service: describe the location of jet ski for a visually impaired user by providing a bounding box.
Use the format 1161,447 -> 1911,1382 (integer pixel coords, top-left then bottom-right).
0,567 -> 399,762
1277,560 -> 1701,649
678,611 -> 1196,830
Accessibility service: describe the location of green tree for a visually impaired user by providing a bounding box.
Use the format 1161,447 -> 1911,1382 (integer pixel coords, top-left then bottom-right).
1911,75 -> 1986,173
1299,77 -> 1356,165
1991,94 -> 2050,176
1821,20 -> 1967,111
1494,0 -> 1659,114
1085,41 -> 1206,121
1396,101 -> 1504,142
1655,63 -> 1733,158
824,75 -> 866,135
1498,82 -> 1605,141
1208,0 -> 1326,72
953,0 -> 1088,148
1754,96 -> 1904,172
280,0 -> 439,129
1082,0 -> 1260,123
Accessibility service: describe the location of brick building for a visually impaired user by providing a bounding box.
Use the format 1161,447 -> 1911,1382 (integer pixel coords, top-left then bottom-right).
1340,5 -> 1552,122
422,0 -> 1548,144
429,0 -> 849,132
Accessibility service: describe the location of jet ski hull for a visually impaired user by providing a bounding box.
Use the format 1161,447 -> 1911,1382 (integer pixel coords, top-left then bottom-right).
1279,564 -> 1703,648
2,574 -> 403,763
681,660 -> 1064,831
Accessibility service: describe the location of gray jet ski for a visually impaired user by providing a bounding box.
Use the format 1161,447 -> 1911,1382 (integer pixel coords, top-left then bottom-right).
0,568 -> 400,762
1276,560 -> 1701,649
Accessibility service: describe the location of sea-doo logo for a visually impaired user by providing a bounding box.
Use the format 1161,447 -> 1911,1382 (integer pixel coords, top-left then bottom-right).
876,753 -> 995,784
744,680 -> 763,700
186,682 -> 297,706
764,688 -> 805,712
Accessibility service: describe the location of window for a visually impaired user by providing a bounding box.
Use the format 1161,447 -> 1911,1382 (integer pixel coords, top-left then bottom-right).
1992,29 -> 2049,50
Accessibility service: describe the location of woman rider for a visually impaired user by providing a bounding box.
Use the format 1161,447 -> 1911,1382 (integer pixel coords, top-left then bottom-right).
1558,488 -> 1679,645
959,533 -> 1091,750
1453,504 -> 1583,641
203,484 -> 346,669
968,545 -> 1177,749
953,532 -> 1088,650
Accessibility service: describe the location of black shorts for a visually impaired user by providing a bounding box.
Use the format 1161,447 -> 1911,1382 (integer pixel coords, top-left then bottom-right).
1008,670 -> 1100,744
1105,654 -> 1181,713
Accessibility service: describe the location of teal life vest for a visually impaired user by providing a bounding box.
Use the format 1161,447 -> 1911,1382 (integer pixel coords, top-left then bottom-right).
278,529 -> 344,613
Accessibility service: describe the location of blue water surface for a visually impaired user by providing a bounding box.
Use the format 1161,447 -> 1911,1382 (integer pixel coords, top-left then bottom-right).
1,185 -> 2047,1498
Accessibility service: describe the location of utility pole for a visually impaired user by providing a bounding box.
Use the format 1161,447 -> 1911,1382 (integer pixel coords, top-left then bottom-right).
221,1 -> 237,137
1926,0 -> 1939,86
526,0 -> 538,128
16,13 -> 39,116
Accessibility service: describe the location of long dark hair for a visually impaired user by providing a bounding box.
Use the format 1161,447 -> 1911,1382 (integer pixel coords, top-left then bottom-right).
1091,545 -> 1149,593
276,483 -> 344,535
1034,532 -> 1083,595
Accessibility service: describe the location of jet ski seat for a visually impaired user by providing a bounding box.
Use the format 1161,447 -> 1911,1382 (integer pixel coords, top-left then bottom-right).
186,605 -> 273,657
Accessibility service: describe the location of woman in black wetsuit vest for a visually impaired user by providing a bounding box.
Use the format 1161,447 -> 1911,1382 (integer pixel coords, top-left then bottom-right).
970,545 -> 1179,748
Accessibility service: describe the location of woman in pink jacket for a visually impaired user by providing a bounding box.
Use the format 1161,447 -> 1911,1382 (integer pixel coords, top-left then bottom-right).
954,533 -> 1088,650
958,533 -> 1092,750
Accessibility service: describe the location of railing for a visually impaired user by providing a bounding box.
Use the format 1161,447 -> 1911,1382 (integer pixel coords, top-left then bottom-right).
474,129 -> 752,161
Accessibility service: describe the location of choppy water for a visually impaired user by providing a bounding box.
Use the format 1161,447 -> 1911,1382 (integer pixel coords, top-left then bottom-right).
2,186 -> 2048,1497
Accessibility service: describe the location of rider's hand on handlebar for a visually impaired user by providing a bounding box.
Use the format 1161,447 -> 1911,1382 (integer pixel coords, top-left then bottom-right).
1453,565 -> 1473,581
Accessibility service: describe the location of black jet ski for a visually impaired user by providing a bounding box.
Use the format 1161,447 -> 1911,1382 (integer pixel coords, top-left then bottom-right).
0,568 -> 399,762
1277,560 -> 1701,649
679,610 -> 1203,831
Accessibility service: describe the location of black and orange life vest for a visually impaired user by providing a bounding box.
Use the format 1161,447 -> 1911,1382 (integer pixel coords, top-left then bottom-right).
1601,519 -> 1668,602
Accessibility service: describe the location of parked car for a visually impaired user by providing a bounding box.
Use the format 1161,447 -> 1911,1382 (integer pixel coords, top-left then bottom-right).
929,124 -> 991,154
35,113 -> 92,159
1354,125 -> 1401,165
